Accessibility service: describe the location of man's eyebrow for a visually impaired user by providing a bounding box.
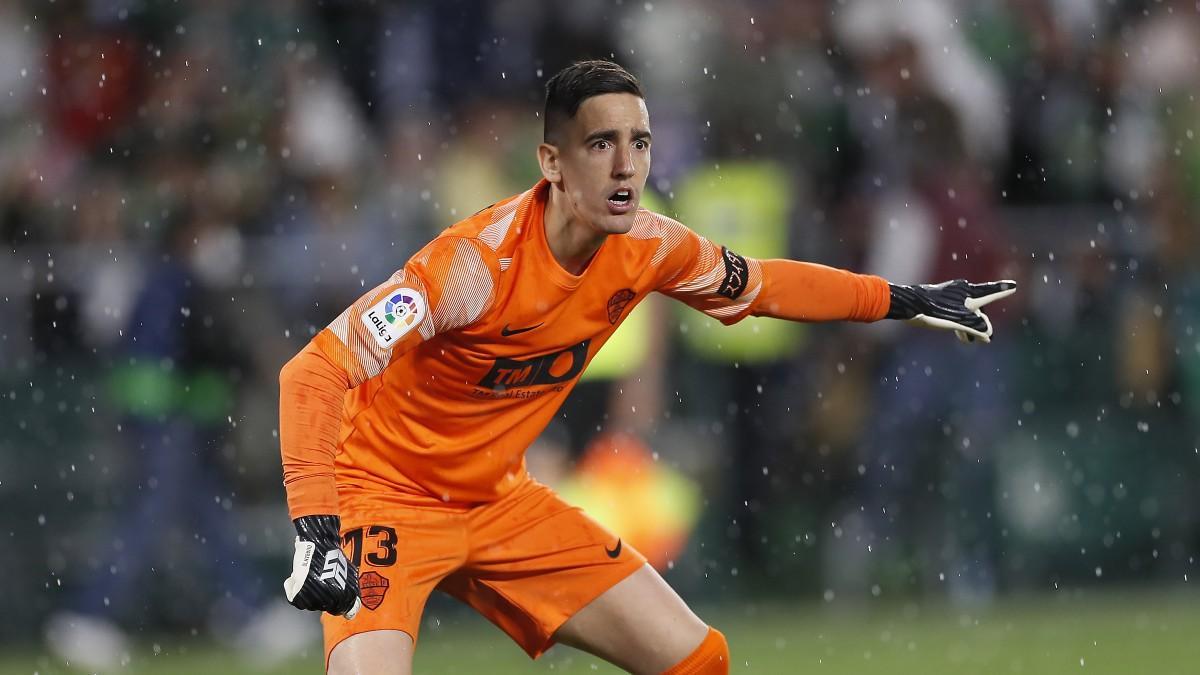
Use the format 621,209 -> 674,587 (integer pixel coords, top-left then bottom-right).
584,129 -> 618,143
583,129 -> 653,143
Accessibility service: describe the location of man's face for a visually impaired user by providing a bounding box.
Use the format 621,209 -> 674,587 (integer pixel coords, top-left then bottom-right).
548,93 -> 651,235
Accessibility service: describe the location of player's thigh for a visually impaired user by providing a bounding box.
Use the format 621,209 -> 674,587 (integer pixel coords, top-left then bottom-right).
327,629 -> 414,675
553,562 -> 709,675
323,508 -> 465,669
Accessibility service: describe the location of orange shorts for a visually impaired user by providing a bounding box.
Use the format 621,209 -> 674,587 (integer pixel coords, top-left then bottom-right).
321,478 -> 645,666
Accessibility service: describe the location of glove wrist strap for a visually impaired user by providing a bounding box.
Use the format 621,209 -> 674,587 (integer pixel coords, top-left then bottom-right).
886,283 -> 924,321
294,514 -> 342,548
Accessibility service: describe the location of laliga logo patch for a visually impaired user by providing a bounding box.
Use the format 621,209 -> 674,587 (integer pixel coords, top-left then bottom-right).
359,571 -> 390,610
361,288 -> 425,349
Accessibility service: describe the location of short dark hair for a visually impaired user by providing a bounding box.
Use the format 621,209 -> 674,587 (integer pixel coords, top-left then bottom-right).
544,60 -> 644,142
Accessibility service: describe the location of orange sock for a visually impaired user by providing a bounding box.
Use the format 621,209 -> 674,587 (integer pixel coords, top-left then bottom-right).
662,627 -> 729,675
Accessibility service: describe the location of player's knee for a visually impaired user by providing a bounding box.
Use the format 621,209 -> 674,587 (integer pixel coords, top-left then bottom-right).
661,626 -> 728,675
327,629 -> 414,675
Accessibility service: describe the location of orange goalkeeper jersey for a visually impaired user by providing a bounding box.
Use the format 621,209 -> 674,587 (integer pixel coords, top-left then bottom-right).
281,180 -> 889,518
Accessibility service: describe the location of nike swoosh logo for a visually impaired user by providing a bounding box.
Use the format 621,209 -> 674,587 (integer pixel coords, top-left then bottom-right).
605,539 -> 622,559
501,322 -> 543,337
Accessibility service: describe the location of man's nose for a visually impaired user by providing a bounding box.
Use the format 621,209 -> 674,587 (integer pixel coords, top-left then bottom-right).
613,145 -> 635,179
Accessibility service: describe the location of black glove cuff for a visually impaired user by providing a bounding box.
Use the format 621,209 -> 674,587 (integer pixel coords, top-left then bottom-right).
886,283 -> 924,320
294,514 -> 342,549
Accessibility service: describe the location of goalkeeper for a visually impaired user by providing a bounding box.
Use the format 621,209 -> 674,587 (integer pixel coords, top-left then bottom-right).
278,59 -> 1016,675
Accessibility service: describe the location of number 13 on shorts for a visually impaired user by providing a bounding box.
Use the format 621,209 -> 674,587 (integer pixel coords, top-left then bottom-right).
343,525 -> 399,567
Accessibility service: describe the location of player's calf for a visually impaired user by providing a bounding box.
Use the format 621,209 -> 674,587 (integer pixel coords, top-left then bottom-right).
662,627 -> 728,675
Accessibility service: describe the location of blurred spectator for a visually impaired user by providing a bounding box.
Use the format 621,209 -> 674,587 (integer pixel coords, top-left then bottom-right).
44,11 -> 140,154
671,158 -> 809,577
825,0 -> 1016,603
44,215 -> 313,670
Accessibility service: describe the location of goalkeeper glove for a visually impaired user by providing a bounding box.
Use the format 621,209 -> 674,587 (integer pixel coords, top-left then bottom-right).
283,515 -> 361,619
886,279 -> 1017,343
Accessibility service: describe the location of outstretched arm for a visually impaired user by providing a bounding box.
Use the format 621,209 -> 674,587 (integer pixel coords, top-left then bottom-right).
752,260 -> 1017,342
650,213 -> 1016,341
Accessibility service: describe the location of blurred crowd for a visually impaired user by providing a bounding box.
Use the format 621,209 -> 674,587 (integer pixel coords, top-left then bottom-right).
3,0 -> 1199,663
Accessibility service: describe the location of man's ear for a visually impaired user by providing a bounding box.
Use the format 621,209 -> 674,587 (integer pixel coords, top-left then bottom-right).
537,142 -> 562,184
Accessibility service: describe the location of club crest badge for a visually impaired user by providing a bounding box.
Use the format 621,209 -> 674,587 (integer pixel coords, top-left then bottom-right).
607,289 -> 636,324
359,571 -> 390,611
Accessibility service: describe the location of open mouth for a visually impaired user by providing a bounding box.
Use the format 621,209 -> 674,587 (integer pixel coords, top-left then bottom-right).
606,188 -> 635,214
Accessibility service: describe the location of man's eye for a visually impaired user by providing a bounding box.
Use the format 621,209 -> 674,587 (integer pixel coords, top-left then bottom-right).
593,140 -> 610,150
634,140 -> 648,150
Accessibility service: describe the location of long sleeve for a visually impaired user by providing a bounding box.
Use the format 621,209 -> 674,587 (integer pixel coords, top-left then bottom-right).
279,342 -> 350,518
751,258 -> 890,322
